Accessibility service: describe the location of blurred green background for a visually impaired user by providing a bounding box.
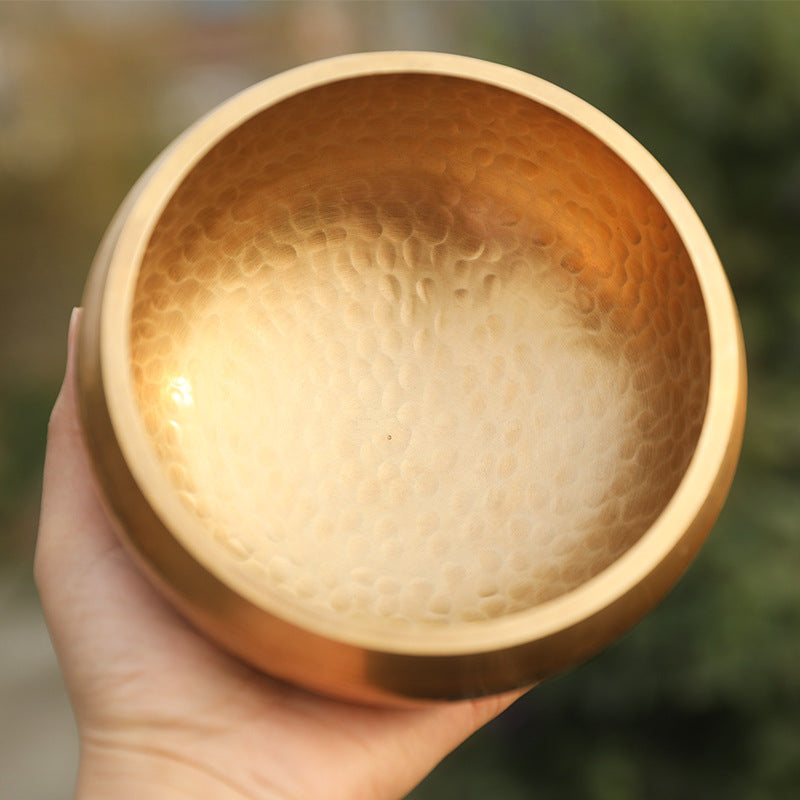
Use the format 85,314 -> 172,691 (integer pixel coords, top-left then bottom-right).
1,2 -> 798,798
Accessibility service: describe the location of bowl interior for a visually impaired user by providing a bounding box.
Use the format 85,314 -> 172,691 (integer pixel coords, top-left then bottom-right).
129,73 -> 710,631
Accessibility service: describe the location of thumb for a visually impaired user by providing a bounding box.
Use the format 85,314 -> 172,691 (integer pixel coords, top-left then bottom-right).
34,307 -> 124,609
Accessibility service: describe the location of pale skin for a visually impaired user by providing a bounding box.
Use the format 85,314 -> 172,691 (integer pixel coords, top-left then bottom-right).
35,310 -> 524,800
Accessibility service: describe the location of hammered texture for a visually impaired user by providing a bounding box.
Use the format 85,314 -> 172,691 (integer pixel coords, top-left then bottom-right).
131,74 -> 710,627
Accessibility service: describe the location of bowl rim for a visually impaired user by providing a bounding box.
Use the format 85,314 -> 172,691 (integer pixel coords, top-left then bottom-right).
80,51 -> 746,690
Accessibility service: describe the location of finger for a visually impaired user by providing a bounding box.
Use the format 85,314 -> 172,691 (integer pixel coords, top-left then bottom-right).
35,309 -> 123,593
268,680 -> 529,800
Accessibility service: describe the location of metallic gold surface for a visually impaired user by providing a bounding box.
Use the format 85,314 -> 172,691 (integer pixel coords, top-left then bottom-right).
77,52 -> 746,704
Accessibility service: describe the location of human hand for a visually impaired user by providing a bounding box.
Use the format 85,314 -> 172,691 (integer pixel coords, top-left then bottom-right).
35,309 -> 523,800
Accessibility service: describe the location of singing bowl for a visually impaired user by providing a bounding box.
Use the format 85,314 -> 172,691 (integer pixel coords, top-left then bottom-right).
77,52 -> 746,704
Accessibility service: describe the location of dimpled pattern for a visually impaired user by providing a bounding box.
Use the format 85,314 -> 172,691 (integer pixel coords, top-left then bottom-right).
131,74 -> 710,627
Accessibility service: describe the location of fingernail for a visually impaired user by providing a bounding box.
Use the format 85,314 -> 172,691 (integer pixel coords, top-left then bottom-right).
67,307 -> 81,354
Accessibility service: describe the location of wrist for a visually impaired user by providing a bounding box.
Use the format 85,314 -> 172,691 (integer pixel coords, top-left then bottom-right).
76,736 -> 257,800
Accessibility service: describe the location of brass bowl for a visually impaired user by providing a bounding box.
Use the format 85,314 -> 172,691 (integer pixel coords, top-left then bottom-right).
78,52 -> 746,704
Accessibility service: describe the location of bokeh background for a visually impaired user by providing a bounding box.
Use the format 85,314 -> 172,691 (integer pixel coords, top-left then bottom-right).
1,2 -> 798,798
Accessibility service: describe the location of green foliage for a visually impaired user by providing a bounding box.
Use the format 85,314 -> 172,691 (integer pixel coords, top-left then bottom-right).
0,382 -> 53,560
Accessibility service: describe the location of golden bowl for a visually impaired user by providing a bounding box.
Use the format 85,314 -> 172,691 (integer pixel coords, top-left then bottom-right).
77,52 -> 746,704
